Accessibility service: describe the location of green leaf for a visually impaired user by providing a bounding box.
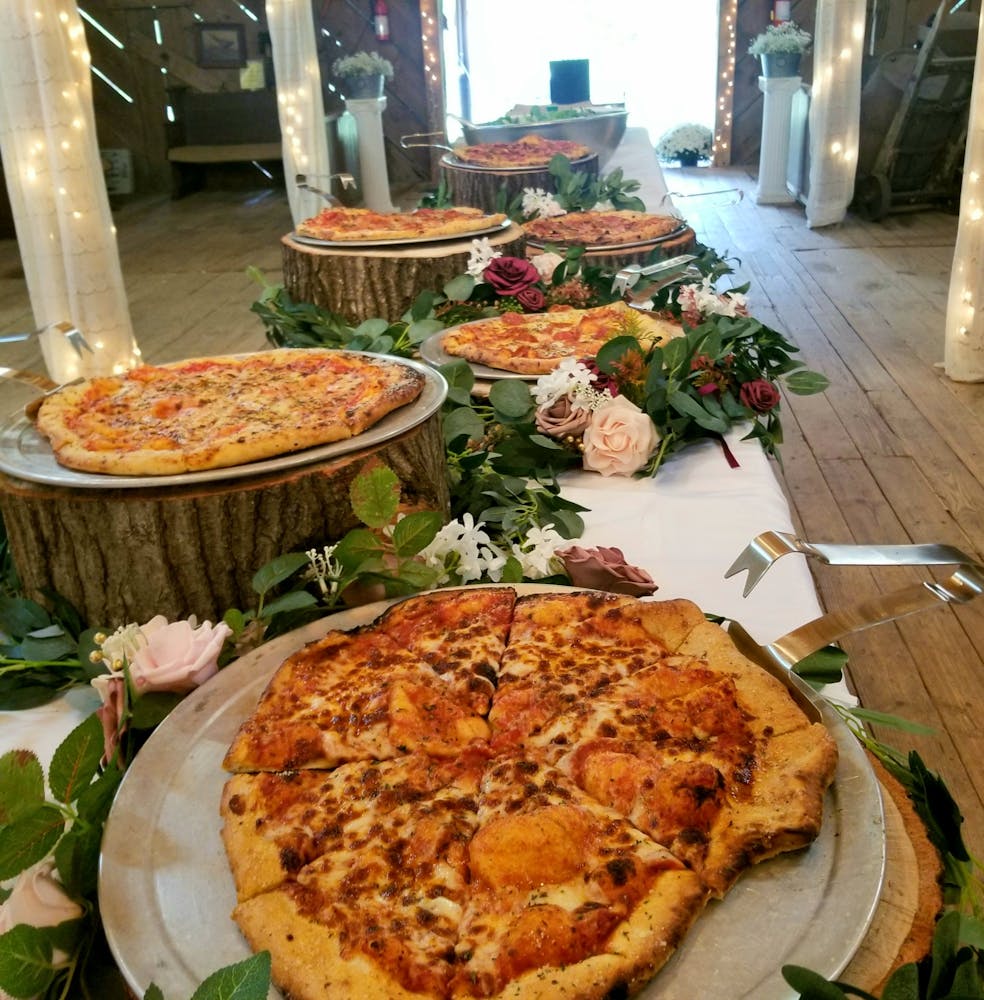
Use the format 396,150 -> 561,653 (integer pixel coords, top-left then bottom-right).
260,591 -> 318,619
392,511 -> 443,558
251,553 -> 309,597
928,909 -> 962,998
443,407 -> 485,446
406,318 -> 444,344
846,707 -> 936,735
792,645 -> 847,684
443,273 -> 476,301
49,713 -> 103,803
595,335 -> 644,373
489,379 -> 534,420
189,950 -> 272,1000
499,555 -> 525,583
144,986 -> 165,1000
16,634 -> 76,662
350,465 -> 400,528
410,290 -> 436,321
74,764 -> 123,825
0,804 -> 66,880
668,391 -> 730,434
54,821 -> 105,898
333,529 -> 385,571
781,966 -> 850,999
0,751 -> 44,827
546,508 -> 584,539
0,597 -> 51,640
0,923 -> 56,998
129,691 -> 184,730
784,369 -> 830,395
880,961 -> 921,1000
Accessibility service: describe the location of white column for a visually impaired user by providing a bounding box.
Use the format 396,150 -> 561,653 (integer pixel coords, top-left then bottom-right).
344,97 -> 396,213
755,76 -> 800,204
0,0 -> 140,383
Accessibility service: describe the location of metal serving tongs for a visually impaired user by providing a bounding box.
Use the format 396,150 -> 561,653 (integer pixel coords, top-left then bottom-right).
724,530 -> 984,673
612,253 -> 699,297
400,131 -> 455,152
295,173 -> 357,205
0,321 -> 93,358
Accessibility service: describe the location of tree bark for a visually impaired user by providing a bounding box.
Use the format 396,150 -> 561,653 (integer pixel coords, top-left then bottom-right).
0,414 -> 448,627
282,225 -> 525,324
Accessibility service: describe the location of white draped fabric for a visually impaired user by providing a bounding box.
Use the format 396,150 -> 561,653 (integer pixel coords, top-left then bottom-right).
0,0 -> 139,383
944,8 -> 984,382
805,0 -> 866,228
265,0 -> 333,227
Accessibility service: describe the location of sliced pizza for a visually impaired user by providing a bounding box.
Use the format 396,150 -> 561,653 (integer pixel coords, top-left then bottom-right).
295,205 -> 507,243
452,133 -> 594,169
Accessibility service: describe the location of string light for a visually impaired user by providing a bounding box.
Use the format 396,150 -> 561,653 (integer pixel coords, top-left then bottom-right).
713,0 -> 737,165
419,0 -> 444,148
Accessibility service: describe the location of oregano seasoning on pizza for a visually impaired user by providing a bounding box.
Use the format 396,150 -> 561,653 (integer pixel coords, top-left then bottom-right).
220,587 -> 838,1000
34,349 -> 426,476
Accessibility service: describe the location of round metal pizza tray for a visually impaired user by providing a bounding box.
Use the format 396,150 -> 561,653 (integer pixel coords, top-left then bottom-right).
289,218 -> 512,249
441,151 -> 598,174
99,585 -> 885,1000
0,352 -> 446,490
524,218 -> 689,252
419,326 -> 540,382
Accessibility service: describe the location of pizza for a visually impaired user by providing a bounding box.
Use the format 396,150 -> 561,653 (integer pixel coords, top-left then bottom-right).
524,210 -> 683,247
220,586 -> 838,999
295,206 -> 508,242
440,300 -> 684,375
452,133 -> 594,169
34,349 -> 425,476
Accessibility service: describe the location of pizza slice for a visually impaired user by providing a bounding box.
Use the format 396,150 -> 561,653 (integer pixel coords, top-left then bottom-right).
223,627 -> 490,772
373,587 -> 517,714
450,750 -> 707,998
231,753 -> 486,1000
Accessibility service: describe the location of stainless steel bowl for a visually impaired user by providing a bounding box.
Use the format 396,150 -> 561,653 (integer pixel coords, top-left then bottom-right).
460,105 -> 628,166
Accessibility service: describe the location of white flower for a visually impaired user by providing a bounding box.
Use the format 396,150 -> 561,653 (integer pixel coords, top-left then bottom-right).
676,278 -> 748,321
419,514 -> 507,585
521,187 -> 566,220
534,357 -> 597,408
466,237 -> 502,277
655,123 -> 713,161
306,544 -> 341,598
530,251 -> 565,282
511,525 -> 566,579
592,199 -> 615,211
98,623 -> 144,672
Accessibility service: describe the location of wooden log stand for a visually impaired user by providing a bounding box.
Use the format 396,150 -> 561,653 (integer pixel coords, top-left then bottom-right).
525,226 -> 698,272
0,415 -> 448,627
441,154 -> 599,215
281,223 -> 525,325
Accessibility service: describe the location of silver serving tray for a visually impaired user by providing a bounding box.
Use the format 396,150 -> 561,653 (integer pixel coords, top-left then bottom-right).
441,150 -> 598,174
289,218 -> 512,249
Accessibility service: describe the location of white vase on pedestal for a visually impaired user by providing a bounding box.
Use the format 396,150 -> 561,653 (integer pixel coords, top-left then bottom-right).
344,96 -> 396,213
755,75 -> 801,205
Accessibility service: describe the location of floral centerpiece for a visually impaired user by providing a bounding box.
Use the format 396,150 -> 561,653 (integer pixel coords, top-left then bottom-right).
748,21 -> 812,77
655,123 -> 714,166
331,50 -> 393,98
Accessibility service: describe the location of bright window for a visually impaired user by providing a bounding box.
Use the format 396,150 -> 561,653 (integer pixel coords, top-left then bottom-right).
443,0 -> 719,145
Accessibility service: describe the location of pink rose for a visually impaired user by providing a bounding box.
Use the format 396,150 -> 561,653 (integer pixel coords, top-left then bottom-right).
535,397 -> 591,439
582,396 -> 659,477
516,286 -> 546,311
92,673 -> 126,766
739,379 -> 781,412
0,862 -> 82,967
557,545 -> 658,597
128,615 -> 232,693
483,256 -> 540,295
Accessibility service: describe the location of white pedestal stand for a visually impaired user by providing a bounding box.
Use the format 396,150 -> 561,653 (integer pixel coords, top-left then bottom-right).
344,96 -> 396,213
755,75 -> 801,205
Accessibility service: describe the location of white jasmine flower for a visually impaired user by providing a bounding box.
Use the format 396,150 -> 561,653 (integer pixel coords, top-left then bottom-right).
534,357 -> 597,407
511,525 -> 566,579
676,278 -> 748,321
521,187 -> 566,220
466,237 -> 501,277
419,514 -> 506,585
306,544 -> 341,598
530,251 -> 565,282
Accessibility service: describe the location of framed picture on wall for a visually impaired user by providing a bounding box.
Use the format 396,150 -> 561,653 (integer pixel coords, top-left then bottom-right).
197,23 -> 247,69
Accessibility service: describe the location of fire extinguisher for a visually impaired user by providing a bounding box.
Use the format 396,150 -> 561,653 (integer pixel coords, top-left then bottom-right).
374,0 -> 390,42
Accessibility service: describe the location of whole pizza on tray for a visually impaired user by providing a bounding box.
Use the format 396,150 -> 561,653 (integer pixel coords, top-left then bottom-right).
220,586 -> 838,1000
295,205 -> 508,243
440,300 -> 683,375
452,133 -> 594,169
524,210 -> 684,247
34,348 -> 425,476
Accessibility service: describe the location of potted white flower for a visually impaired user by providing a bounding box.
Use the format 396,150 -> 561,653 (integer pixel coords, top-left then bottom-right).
654,123 -> 713,167
748,21 -> 812,78
331,50 -> 394,99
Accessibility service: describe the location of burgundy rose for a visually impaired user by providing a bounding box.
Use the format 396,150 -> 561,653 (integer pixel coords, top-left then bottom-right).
581,358 -> 620,397
739,379 -> 781,412
483,256 -> 541,295
557,545 -> 658,597
535,397 -> 591,439
516,286 -> 546,311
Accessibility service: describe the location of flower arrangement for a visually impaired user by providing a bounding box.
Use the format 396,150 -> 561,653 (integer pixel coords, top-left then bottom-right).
748,21 -> 812,56
330,50 -> 394,80
655,123 -> 714,164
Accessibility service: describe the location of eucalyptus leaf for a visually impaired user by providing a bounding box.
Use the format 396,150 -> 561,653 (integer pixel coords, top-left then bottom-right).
406,318 -> 444,343
251,553 -> 309,597
15,634 -> 76,663
443,407 -> 485,446
784,369 -> 831,395
439,359 -> 475,393
443,273 -> 476,301
781,965 -> 850,999
0,597 -> 51,640
489,379 -> 535,420
880,962 -> 921,1000
49,713 -> 103,803
410,290 -> 436,321
0,750 -> 44,827
0,804 -> 66,879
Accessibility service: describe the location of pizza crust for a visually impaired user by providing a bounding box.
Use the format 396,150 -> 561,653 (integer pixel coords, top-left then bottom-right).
524,210 -> 683,247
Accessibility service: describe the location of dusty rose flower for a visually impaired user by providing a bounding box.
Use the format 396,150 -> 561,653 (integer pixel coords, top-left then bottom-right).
530,251 -> 564,282
516,286 -> 546,311
483,256 -> 540,295
128,615 -> 231,693
92,673 -> 126,766
582,396 -> 659,477
557,545 -> 658,597
739,379 -> 781,412
0,862 -> 82,968
535,397 -> 592,439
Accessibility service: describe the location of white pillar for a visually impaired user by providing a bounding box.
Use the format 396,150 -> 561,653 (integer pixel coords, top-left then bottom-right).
755,75 -> 801,204
344,97 -> 396,213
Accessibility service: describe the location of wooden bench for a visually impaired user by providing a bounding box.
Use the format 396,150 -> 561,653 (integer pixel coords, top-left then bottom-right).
166,89 -> 283,197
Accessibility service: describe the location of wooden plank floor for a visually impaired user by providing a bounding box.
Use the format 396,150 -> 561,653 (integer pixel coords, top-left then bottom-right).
2,171 -> 982,862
